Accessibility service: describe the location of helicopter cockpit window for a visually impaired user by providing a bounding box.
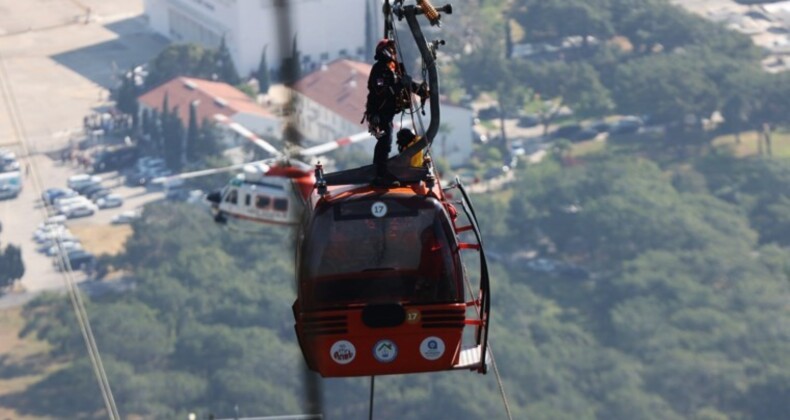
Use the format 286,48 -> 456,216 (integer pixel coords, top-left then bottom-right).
274,198 -> 288,212
225,189 -> 238,204
256,195 -> 271,209
301,197 -> 462,309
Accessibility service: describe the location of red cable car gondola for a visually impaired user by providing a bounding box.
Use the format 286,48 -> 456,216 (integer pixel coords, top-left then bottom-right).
293,0 -> 488,378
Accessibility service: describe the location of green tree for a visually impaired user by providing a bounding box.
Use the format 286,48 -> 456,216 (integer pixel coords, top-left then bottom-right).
610,52 -> 718,127
115,70 -> 139,117
0,243 -> 24,289
512,0 -> 614,49
516,61 -> 614,135
185,101 -> 199,162
217,36 -> 240,85
255,45 -> 271,94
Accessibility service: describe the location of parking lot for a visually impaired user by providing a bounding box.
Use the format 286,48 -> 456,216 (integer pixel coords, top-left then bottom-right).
0,0 -> 167,303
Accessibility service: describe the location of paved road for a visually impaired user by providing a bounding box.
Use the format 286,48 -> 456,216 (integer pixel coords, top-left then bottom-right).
0,0 -> 167,307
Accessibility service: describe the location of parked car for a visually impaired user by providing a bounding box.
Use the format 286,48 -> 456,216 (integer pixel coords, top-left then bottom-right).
517,114 -> 540,128
62,202 -> 98,219
44,241 -> 83,257
0,150 -> 20,172
96,194 -> 123,209
111,210 -> 140,224
42,188 -> 78,205
54,250 -> 95,271
551,124 -> 582,139
79,183 -> 104,198
55,196 -> 92,213
570,127 -> 599,142
88,188 -> 111,201
67,174 -> 102,191
92,145 -> 139,173
476,105 -> 500,120
609,116 -> 643,136
590,120 -> 610,133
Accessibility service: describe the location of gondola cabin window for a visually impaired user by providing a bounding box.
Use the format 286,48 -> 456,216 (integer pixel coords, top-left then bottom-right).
300,196 -> 463,310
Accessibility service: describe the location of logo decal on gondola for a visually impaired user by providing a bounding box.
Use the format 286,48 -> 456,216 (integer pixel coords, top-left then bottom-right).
371,201 -> 388,218
406,309 -> 420,323
330,340 -> 356,365
373,339 -> 398,363
420,337 -> 445,361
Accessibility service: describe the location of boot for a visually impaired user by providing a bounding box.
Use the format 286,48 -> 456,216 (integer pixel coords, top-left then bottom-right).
373,164 -> 400,187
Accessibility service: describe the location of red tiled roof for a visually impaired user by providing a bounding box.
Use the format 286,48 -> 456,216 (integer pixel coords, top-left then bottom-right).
291,59 -> 372,125
138,77 -> 273,125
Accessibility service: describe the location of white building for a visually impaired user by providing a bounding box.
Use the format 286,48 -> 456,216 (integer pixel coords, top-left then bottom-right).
144,0 -> 382,77
291,59 -> 473,167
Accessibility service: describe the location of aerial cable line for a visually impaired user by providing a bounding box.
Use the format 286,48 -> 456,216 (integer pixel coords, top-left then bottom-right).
0,52 -> 120,420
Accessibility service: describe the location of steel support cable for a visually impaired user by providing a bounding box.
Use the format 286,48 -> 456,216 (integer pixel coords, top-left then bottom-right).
455,212 -> 513,420
0,52 -> 120,420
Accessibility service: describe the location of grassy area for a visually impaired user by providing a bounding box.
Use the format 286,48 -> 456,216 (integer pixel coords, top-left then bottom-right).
69,224 -> 132,256
0,308 -> 61,420
711,130 -> 790,158
572,138 -> 608,157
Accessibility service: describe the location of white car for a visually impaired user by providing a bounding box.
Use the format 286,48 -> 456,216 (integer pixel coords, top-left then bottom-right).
62,202 -> 98,219
54,195 -> 92,212
45,241 -> 83,257
35,229 -> 75,244
96,194 -> 123,209
67,174 -> 102,190
111,210 -> 140,224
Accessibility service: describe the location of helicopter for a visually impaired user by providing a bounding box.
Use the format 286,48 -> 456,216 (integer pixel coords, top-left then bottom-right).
292,0 -> 490,378
157,112 -> 385,226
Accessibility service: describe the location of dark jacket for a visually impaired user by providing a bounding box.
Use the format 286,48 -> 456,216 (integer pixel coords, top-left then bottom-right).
365,59 -> 423,120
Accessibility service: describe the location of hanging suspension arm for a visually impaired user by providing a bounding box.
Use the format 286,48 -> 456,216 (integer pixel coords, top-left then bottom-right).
393,1 -> 452,146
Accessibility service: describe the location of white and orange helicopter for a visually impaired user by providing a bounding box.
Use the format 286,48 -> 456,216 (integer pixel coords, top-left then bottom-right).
155,114 -> 405,226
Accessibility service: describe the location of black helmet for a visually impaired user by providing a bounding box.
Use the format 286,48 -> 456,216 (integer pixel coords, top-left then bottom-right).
396,128 -> 416,151
375,39 -> 396,60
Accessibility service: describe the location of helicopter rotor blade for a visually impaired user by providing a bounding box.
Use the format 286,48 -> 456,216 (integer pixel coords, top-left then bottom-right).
298,131 -> 374,157
214,114 -> 284,158
150,159 -> 272,185
298,122 -> 413,157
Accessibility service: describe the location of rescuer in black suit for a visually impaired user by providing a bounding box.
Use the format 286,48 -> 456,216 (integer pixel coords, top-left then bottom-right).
363,39 -> 429,186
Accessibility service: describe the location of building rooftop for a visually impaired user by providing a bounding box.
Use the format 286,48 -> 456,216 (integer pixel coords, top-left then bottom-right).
138,77 -> 274,125
291,59 -> 372,125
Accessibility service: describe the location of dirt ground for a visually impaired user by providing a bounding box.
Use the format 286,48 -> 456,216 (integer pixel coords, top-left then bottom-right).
69,224 -> 132,256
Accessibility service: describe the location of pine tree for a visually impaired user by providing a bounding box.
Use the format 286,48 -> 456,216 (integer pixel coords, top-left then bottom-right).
281,35 -> 302,85
217,36 -> 240,85
186,101 -> 200,162
162,106 -> 184,171
256,45 -> 271,94
116,70 -> 139,116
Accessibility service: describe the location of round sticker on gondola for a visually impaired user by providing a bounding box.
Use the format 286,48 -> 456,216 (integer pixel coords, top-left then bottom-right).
371,201 -> 388,218
330,340 -> 356,365
373,339 -> 398,363
420,337 -> 445,361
